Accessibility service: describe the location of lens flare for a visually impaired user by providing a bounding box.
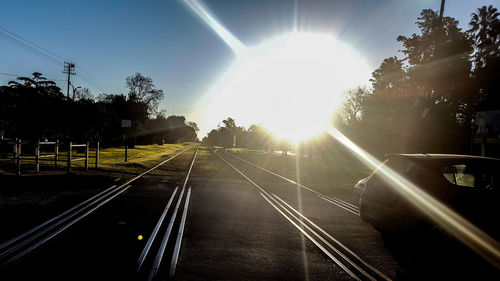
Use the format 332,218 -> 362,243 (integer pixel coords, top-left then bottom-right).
181,0 -> 245,55
204,32 -> 371,143
327,127 -> 500,268
182,0 -> 500,268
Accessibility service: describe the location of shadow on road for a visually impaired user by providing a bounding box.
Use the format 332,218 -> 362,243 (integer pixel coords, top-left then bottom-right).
382,227 -> 499,281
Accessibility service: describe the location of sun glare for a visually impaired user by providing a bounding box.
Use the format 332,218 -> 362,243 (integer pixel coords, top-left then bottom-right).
201,32 -> 371,143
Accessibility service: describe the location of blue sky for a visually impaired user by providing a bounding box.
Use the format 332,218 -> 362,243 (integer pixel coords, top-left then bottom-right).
1,0 -> 498,136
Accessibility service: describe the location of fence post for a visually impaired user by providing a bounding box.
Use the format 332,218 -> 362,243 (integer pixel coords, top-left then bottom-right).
124,137 -> 128,162
13,138 -> 17,173
15,138 -> 21,176
67,142 -> 72,173
35,139 -> 40,173
95,141 -> 99,168
54,139 -> 59,168
85,141 -> 89,171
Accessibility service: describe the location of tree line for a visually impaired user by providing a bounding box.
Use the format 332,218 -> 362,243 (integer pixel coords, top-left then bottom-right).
203,117 -> 344,159
204,6 -> 500,158
337,6 -> 500,157
0,72 -> 198,146
203,118 -> 277,150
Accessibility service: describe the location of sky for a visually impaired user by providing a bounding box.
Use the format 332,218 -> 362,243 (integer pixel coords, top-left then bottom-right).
1,0 -> 498,137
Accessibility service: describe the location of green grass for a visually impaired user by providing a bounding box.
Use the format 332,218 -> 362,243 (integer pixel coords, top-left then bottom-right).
190,146 -> 242,180
0,143 -> 195,175
97,143 -> 194,174
224,147 -> 372,196
1,142 -> 371,198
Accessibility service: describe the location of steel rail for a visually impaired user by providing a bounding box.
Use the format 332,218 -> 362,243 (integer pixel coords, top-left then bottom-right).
181,145 -> 199,190
137,186 -> 179,271
212,149 -> 361,280
259,193 -> 361,281
148,187 -> 185,281
147,144 -> 199,280
0,185 -> 123,260
318,196 -> 360,216
273,194 -> 390,281
264,193 -> 376,280
4,185 -> 133,264
223,150 -> 360,212
213,149 -> 391,281
169,186 -> 192,277
0,144 -> 193,251
319,195 -> 360,212
0,184 -> 118,251
0,144 -> 196,264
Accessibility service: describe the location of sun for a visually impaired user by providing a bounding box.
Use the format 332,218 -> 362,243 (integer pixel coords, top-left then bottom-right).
203,32 -> 371,143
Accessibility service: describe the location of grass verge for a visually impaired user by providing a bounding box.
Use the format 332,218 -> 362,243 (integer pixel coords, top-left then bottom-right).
224,147 -> 372,197
0,142 -> 195,175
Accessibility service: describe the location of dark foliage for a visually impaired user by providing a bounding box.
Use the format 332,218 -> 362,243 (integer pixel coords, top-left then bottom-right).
203,118 -> 278,150
337,6 -> 500,158
0,73 -> 197,146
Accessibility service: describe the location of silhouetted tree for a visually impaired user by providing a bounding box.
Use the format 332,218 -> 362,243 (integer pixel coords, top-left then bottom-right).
0,72 -> 196,146
468,5 -> 500,111
222,117 -> 236,129
469,5 -> 500,68
340,8 -> 478,155
0,73 -> 65,139
398,9 -> 473,123
126,73 -> 164,115
340,87 -> 371,127
246,124 -> 276,150
74,87 -> 93,101
187,121 -> 199,132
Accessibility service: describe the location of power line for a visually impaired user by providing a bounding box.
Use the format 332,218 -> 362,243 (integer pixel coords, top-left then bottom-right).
0,72 -> 19,77
76,70 -> 109,93
0,71 -> 66,82
0,26 -> 110,93
0,27 -> 66,62
77,66 -> 110,92
0,31 -> 62,66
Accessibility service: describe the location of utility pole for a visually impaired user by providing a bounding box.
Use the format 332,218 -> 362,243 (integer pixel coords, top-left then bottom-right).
439,0 -> 446,22
62,62 -> 76,98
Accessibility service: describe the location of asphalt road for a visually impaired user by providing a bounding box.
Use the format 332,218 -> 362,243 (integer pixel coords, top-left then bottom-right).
170,149 -> 398,280
173,176 -> 396,281
10,146 -> 488,280
0,150 -> 195,281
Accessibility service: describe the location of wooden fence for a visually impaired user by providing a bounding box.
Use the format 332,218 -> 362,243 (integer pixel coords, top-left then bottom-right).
2,139 -> 99,175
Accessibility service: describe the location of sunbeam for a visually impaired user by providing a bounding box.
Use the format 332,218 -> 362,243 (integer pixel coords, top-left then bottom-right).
295,148 -> 310,281
182,0 -> 500,270
327,127 -> 500,268
181,0 -> 246,55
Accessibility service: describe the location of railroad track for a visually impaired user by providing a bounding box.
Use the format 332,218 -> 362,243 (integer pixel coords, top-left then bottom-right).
136,144 -> 198,281
0,144 -> 197,268
213,149 -> 390,281
221,149 -> 360,216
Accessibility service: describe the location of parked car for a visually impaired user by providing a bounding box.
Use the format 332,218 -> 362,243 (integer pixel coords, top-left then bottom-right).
359,154 -> 500,237
353,177 -> 368,199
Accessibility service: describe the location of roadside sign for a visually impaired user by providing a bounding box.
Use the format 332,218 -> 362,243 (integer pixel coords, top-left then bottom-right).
474,111 -> 500,156
475,111 -> 500,139
121,119 -> 131,128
